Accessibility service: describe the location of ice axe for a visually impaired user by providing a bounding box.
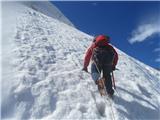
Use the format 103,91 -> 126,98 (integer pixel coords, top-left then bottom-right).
111,71 -> 116,90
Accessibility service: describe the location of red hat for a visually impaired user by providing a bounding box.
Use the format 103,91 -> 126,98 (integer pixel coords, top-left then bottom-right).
95,35 -> 110,42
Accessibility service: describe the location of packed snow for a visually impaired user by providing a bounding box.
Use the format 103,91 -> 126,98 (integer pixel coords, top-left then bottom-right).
1,1 -> 160,120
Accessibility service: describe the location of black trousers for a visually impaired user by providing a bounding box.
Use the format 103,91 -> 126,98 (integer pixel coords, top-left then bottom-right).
102,65 -> 114,94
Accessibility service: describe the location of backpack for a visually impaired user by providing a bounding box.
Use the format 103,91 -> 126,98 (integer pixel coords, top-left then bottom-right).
92,46 -> 115,67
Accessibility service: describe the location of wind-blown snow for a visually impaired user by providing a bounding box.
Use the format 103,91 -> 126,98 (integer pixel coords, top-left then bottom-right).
1,2 -> 160,120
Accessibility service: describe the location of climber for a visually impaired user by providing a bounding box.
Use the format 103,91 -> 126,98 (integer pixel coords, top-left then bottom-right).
82,35 -> 118,96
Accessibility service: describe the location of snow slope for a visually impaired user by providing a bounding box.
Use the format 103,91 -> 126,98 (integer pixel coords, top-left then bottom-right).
1,1 -> 160,120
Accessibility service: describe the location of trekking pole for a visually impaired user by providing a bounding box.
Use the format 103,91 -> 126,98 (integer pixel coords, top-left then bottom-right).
111,71 -> 120,97
111,71 -> 116,90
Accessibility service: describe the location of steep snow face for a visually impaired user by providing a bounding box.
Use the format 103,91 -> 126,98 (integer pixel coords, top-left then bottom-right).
1,2 -> 160,120
21,1 -> 74,27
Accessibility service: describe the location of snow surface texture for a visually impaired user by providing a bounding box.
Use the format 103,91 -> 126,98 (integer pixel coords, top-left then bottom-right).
1,1 -> 160,120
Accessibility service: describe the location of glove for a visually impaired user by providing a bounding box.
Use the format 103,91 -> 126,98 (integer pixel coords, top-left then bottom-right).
112,66 -> 116,71
82,67 -> 88,72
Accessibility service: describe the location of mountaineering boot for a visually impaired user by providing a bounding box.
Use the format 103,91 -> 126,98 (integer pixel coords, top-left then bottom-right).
107,89 -> 114,99
96,78 -> 106,96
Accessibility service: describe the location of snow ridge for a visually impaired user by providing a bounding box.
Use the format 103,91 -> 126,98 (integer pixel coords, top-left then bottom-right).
1,2 -> 160,120
21,1 -> 74,27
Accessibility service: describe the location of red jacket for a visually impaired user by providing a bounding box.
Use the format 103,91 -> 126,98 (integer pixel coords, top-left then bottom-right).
83,42 -> 118,68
